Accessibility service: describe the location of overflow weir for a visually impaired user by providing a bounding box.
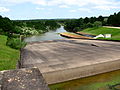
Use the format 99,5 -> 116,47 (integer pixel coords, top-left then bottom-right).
20,39 -> 120,84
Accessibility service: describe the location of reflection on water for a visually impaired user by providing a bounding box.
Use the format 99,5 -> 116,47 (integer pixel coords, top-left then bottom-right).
24,26 -> 66,42
49,70 -> 120,90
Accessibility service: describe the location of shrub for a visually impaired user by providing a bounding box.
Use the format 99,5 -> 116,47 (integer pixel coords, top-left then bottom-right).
6,38 -> 26,50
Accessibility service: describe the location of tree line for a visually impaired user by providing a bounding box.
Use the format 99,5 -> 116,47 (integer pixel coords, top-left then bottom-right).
0,16 -> 60,37
64,11 -> 120,32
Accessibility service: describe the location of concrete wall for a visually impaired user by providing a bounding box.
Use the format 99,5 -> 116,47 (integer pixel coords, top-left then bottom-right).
0,68 -> 49,90
43,59 -> 120,84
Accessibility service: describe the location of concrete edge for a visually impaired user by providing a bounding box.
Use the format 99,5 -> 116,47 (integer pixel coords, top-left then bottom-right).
42,59 -> 120,84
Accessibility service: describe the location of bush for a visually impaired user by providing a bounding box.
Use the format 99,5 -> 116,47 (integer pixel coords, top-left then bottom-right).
6,38 -> 26,50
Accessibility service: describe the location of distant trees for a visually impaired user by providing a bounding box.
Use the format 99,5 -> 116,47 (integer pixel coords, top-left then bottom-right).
64,12 -> 120,32
107,12 -> 120,26
13,20 -> 60,34
0,16 -> 15,35
64,16 -> 103,32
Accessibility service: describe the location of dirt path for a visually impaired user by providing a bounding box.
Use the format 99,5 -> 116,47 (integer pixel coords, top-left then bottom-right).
103,26 -> 120,29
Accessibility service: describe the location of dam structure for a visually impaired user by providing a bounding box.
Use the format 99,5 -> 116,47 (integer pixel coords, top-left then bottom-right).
20,39 -> 120,84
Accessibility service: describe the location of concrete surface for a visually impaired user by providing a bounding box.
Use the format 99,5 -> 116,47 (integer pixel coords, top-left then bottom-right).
0,68 -> 49,90
20,39 -> 120,84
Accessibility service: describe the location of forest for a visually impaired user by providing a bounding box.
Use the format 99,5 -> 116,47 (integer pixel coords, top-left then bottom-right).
64,11 -> 120,32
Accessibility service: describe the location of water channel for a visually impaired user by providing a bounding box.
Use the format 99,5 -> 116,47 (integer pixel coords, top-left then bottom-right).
24,26 -> 66,42
24,26 -> 120,90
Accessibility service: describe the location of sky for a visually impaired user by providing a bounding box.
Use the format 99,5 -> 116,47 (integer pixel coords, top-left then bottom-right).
0,0 -> 120,20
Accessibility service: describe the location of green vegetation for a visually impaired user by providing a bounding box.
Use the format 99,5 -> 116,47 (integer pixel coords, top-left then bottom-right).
64,11 -> 120,33
0,15 -> 61,71
64,16 -> 104,32
0,35 -> 20,71
13,19 -> 61,35
81,27 -> 120,40
6,38 -> 26,50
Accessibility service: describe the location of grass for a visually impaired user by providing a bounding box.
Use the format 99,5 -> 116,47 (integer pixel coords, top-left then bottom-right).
0,35 -> 20,71
81,27 -> 120,40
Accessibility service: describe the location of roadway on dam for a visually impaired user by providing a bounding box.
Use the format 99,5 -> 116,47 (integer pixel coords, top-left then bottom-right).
20,39 -> 120,84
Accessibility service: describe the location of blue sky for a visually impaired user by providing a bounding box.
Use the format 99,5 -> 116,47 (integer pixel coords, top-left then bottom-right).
0,0 -> 120,20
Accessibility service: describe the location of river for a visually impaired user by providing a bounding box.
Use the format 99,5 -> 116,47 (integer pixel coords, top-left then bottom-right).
24,26 -> 66,42
24,26 -> 120,90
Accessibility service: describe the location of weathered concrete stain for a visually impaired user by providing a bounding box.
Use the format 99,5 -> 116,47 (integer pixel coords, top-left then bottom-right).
0,68 -> 49,90
20,39 -> 120,84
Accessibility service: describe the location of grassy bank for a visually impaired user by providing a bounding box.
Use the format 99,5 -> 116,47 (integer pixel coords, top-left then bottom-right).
0,35 -> 20,71
81,27 -> 120,40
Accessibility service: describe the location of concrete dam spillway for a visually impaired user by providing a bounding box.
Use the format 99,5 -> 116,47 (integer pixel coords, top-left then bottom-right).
20,39 -> 120,84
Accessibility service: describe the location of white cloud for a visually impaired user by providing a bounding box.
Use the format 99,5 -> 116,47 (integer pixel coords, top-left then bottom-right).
0,0 -> 47,6
0,0 -> 118,6
0,0 -> 120,11
78,8 -> 91,13
69,8 -> 92,13
32,0 -> 47,5
94,5 -> 120,10
59,5 -> 69,8
36,7 -> 45,10
69,10 -> 77,12
0,7 -> 10,12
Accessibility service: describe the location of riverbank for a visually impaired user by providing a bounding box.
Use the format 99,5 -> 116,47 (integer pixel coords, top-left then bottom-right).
60,32 -> 93,39
0,35 -> 20,71
81,27 -> 120,40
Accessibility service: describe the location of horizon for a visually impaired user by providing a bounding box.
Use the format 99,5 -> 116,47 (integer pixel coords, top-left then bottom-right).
0,0 -> 120,20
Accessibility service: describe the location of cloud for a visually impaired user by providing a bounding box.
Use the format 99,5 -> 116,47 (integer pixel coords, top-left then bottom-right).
0,0 -> 120,11
0,0 -> 118,6
69,10 -> 77,12
0,7 -> 10,12
78,8 -> 91,13
36,7 -> 45,10
94,5 -> 120,10
69,8 -> 92,13
59,5 -> 69,8
0,0 -> 47,6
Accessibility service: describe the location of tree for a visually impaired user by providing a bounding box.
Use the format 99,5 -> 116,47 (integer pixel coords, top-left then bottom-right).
86,22 -> 93,28
84,17 -> 89,24
73,27 -> 80,32
97,16 -> 104,21
93,21 -> 102,28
